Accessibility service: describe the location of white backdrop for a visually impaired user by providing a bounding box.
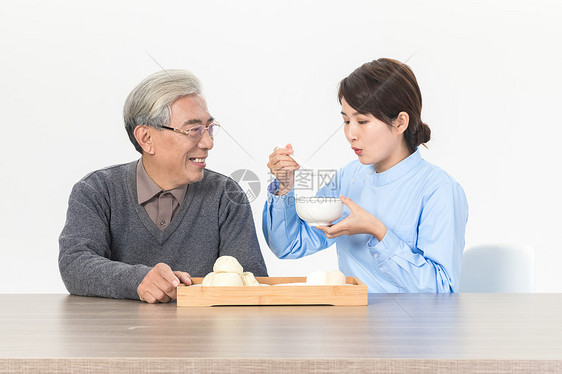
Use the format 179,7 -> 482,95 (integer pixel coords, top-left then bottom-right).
1,0 -> 561,293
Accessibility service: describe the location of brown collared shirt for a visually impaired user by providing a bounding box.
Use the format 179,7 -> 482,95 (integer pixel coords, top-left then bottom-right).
136,160 -> 188,230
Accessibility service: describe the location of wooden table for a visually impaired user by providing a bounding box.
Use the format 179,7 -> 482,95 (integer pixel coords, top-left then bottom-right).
1,294 -> 561,373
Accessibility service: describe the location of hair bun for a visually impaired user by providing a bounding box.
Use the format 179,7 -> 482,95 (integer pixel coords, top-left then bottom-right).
417,122 -> 431,145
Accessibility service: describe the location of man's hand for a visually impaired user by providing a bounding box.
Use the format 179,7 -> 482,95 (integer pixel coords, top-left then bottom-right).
137,263 -> 192,303
315,196 -> 387,241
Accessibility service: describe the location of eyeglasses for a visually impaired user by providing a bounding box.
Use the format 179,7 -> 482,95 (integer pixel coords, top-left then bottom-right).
160,122 -> 220,142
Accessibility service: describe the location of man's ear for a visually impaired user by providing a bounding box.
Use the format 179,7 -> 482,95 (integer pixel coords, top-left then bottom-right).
394,112 -> 409,135
134,125 -> 155,155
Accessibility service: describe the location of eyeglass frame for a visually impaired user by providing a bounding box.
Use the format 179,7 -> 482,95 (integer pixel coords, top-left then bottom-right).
159,122 -> 220,142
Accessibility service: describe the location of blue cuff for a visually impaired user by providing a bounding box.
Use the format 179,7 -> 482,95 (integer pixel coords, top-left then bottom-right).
267,180 -> 296,210
367,229 -> 400,264
267,179 -> 281,195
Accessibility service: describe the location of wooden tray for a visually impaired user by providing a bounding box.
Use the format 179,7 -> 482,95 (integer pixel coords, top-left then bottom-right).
177,276 -> 368,306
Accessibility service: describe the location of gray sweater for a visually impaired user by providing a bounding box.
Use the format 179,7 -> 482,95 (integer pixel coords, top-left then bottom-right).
59,161 -> 267,300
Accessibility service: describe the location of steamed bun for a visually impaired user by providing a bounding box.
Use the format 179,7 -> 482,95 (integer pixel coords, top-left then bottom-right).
202,256 -> 258,286
326,270 -> 346,285
306,269 -> 346,285
202,272 -> 216,286
241,272 -> 260,286
213,255 -> 243,275
306,271 -> 328,285
211,272 -> 244,286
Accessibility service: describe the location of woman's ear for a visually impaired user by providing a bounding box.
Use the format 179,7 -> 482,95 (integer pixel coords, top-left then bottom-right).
133,125 -> 155,155
394,112 -> 409,135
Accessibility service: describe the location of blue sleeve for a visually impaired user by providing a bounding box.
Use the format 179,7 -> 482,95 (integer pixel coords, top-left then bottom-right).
262,179 -> 337,259
366,182 -> 468,293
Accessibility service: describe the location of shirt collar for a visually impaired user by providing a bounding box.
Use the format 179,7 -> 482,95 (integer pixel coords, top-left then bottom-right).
370,149 -> 423,186
136,159 -> 188,205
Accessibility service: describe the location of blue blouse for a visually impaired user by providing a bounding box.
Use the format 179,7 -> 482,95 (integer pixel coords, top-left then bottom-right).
262,150 -> 468,293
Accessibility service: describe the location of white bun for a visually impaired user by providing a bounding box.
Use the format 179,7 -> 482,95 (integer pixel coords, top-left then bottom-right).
202,272 -> 216,286
306,270 -> 328,285
326,270 -> 346,285
241,272 -> 260,286
213,256 -> 244,275
210,272 -> 243,286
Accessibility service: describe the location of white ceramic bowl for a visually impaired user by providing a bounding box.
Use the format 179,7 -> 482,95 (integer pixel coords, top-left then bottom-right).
295,197 -> 343,226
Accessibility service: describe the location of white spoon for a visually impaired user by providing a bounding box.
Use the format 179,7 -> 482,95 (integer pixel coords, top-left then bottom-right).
275,145 -> 314,170
291,153 -> 314,171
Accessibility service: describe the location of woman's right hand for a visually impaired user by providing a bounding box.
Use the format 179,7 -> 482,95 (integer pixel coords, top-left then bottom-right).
267,144 -> 300,196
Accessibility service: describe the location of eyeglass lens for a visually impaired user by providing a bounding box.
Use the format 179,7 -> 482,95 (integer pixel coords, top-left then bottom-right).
190,124 -> 217,141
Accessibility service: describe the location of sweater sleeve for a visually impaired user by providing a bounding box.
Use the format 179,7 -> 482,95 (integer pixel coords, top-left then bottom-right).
217,179 -> 268,276
58,180 -> 151,300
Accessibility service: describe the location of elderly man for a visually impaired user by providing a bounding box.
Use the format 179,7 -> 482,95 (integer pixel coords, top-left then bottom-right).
59,70 -> 267,303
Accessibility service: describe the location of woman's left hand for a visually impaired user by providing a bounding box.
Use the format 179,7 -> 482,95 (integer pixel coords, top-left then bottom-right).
315,196 -> 387,241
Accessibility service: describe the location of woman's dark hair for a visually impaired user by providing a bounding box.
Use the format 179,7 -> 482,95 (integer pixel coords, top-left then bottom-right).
338,58 -> 431,154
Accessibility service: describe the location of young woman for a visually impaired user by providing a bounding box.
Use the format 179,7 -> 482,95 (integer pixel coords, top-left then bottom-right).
263,58 -> 468,293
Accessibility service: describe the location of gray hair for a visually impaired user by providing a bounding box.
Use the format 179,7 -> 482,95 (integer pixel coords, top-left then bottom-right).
123,69 -> 202,153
